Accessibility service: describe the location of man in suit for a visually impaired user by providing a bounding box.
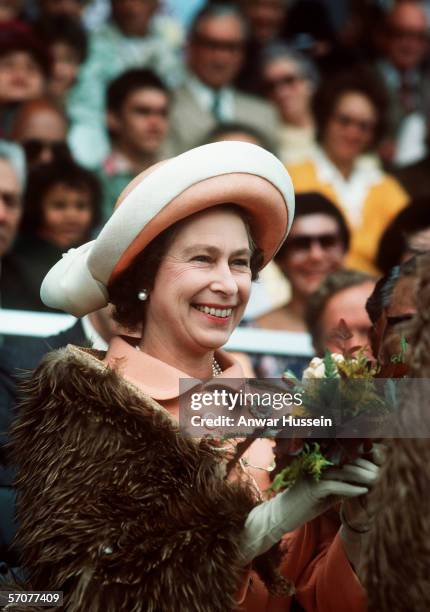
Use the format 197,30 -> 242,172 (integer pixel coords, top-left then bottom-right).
165,2 -> 280,155
0,307 -> 122,569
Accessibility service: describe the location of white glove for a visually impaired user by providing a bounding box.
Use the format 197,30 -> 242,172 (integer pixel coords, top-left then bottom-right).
340,444 -> 386,532
337,448 -> 386,573
240,458 -> 373,564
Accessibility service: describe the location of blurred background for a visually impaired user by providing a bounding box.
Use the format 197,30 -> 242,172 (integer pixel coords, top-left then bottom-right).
0,0 -> 429,368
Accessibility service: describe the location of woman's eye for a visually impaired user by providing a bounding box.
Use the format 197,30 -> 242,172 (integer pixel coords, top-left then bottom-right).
232,259 -> 250,267
192,255 -> 211,263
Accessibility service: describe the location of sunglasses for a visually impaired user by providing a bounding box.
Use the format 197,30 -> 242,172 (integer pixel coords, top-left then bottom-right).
192,33 -> 245,53
22,139 -> 71,163
332,112 -> 376,134
287,233 -> 343,252
264,73 -> 304,93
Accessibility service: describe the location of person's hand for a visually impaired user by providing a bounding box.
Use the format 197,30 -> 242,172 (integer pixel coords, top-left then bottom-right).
240,460 -> 370,564
340,443 -> 387,533
334,444 -> 387,574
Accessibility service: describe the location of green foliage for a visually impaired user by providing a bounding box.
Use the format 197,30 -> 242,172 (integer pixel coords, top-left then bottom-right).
323,351 -> 338,379
269,443 -> 333,492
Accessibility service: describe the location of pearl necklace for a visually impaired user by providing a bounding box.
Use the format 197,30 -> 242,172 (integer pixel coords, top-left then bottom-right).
212,358 -> 222,377
135,345 -> 223,377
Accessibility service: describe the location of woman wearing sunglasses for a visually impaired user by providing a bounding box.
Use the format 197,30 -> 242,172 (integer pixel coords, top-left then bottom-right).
9,143 -> 378,611
287,68 -> 408,274
250,192 -> 349,377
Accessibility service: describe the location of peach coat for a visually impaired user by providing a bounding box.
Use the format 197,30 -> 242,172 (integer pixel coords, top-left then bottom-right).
104,337 -> 367,612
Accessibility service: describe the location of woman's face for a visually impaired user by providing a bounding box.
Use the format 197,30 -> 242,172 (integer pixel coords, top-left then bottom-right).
277,213 -> 345,298
0,51 -> 45,104
38,183 -> 93,249
322,92 -> 377,166
143,208 -> 252,357
263,57 -> 312,124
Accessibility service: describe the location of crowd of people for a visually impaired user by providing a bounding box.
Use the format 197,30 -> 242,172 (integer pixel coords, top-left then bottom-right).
0,0 -> 430,610
0,0 -> 429,314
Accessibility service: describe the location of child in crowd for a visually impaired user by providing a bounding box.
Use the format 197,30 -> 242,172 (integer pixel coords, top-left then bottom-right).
1,158 -> 101,311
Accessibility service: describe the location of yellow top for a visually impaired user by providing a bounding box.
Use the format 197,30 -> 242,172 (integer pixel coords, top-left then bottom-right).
287,153 -> 409,274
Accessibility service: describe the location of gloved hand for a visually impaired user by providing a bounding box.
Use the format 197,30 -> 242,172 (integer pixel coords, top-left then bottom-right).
337,444 -> 387,573
240,457 -> 373,564
340,443 -> 387,532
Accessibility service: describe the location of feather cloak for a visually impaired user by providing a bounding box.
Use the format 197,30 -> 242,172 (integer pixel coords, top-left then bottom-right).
9,345 -> 265,612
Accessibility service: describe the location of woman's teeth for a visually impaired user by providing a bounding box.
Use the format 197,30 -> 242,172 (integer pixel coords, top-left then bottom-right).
194,305 -> 233,318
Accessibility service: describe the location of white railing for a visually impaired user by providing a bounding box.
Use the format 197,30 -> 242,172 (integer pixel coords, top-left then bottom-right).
0,309 -> 313,357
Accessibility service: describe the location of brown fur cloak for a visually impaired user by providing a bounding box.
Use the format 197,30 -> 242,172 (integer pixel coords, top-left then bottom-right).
9,345 -> 278,612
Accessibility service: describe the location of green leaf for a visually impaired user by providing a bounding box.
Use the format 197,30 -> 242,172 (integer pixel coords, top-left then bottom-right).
323,351 -> 338,379
268,443 -> 333,492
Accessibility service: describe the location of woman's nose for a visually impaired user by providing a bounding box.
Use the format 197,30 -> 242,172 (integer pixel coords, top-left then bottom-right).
210,263 -> 239,295
308,240 -> 325,260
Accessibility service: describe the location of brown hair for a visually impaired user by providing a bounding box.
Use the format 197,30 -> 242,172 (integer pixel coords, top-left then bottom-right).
108,204 -> 263,330
313,67 -> 389,149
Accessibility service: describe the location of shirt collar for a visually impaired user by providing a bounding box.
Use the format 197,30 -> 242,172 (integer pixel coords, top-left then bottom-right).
103,335 -> 244,400
187,73 -> 233,114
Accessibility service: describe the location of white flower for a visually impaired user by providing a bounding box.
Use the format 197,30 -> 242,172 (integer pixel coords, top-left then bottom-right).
302,357 -> 326,380
301,354 -> 346,380
332,353 -> 345,364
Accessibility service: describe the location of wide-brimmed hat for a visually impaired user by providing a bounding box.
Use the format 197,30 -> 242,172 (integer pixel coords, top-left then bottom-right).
41,141 -> 295,316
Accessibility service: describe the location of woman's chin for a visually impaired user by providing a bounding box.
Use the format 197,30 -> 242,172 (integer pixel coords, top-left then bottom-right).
195,329 -> 233,351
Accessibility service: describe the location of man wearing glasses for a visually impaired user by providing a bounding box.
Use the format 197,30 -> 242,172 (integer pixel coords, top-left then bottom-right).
166,3 -> 280,155
376,0 -> 430,165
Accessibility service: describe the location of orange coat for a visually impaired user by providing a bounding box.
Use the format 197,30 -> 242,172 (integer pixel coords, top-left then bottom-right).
242,510 -> 366,612
104,338 -> 366,612
287,156 -> 408,274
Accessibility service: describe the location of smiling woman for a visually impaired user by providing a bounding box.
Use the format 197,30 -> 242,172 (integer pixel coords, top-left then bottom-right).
108,204 -> 262,374
9,142 -> 379,611
287,68 -> 409,273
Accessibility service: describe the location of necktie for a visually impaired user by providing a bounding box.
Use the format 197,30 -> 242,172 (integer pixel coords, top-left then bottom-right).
399,73 -> 416,114
211,91 -> 222,121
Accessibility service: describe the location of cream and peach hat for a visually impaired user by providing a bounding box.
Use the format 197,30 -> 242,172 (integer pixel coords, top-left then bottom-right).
41,141 -> 295,317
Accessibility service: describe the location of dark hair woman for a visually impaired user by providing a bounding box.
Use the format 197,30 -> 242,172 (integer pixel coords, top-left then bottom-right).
10,142 -> 379,611
287,68 -> 409,274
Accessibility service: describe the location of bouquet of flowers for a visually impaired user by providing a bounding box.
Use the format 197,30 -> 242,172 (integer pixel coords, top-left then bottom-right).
269,319 -> 403,492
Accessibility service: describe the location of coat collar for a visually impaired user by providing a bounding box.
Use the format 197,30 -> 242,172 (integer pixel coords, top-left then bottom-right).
103,335 -> 244,401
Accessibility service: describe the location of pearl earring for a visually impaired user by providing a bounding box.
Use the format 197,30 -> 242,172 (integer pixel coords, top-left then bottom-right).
137,289 -> 149,301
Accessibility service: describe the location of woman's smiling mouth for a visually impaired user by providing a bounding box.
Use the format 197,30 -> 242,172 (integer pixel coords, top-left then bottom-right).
192,304 -> 234,319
